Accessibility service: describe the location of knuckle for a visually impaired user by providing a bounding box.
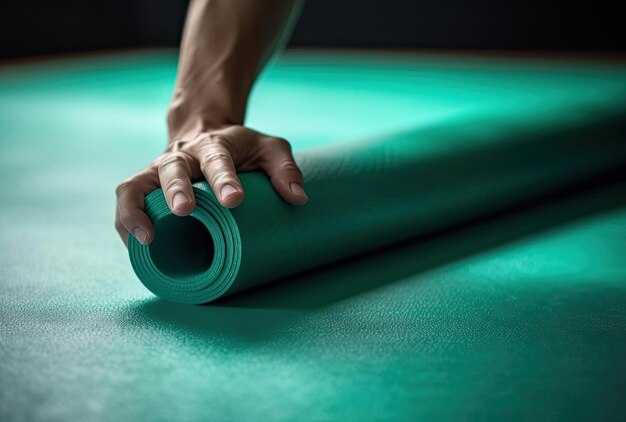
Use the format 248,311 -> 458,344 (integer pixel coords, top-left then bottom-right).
147,158 -> 161,170
211,169 -> 237,185
201,151 -> 231,168
163,178 -> 188,192
158,152 -> 188,171
115,179 -> 135,196
144,165 -> 159,180
279,160 -> 301,174
118,208 -> 134,227
208,133 -> 230,147
268,137 -> 291,150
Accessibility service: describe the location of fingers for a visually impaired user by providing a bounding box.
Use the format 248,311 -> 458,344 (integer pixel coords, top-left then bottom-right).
200,138 -> 244,208
259,137 -> 308,206
115,129 -> 305,253
115,173 -> 157,246
158,152 -> 196,216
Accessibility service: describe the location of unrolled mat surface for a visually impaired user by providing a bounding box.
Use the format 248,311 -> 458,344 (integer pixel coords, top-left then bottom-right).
129,110 -> 626,304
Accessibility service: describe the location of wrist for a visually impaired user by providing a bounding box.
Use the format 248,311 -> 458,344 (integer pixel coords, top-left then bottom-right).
167,83 -> 246,142
167,104 -> 233,142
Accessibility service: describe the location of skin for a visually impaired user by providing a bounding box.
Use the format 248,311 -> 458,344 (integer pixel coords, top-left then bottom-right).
115,0 -> 306,246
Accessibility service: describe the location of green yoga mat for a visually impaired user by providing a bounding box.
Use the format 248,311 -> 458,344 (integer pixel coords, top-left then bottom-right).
129,111 -> 626,304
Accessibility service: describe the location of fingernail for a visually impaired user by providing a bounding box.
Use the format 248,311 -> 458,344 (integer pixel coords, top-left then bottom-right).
133,228 -> 148,245
220,184 -> 239,200
172,191 -> 190,209
290,182 -> 308,199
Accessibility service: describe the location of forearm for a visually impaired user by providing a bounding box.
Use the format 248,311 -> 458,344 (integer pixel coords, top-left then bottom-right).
168,0 -> 303,140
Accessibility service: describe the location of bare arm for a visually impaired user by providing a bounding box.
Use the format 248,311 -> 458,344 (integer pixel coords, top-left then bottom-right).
115,0 -> 305,246
169,0 -> 302,136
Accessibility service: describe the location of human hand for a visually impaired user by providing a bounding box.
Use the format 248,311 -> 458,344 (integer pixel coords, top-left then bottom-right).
115,125 -> 307,246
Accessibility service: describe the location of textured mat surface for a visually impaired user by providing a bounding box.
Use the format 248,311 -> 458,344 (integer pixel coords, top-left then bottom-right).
1,50 -> 626,420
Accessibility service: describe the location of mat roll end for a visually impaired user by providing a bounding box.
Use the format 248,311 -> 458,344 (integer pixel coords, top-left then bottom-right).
128,183 -> 242,304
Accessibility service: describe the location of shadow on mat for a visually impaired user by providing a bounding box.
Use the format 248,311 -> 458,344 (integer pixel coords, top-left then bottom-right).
131,171 -> 626,337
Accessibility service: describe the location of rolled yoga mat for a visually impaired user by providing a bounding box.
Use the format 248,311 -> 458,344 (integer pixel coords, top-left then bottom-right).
129,110 -> 626,304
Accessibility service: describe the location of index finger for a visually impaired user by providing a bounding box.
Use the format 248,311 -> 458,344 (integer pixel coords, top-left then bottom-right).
115,169 -> 159,246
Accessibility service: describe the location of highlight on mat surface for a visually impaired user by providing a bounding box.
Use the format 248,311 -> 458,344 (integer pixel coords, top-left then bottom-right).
128,112 -> 626,304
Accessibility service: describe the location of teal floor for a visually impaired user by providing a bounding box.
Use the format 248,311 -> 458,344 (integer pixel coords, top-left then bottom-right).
1,50 -> 626,420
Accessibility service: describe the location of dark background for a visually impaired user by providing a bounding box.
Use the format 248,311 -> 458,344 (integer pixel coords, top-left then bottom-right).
1,0 -> 624,59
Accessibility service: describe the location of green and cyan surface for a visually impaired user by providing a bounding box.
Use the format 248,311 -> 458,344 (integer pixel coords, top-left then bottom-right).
1,50 -> 626,420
